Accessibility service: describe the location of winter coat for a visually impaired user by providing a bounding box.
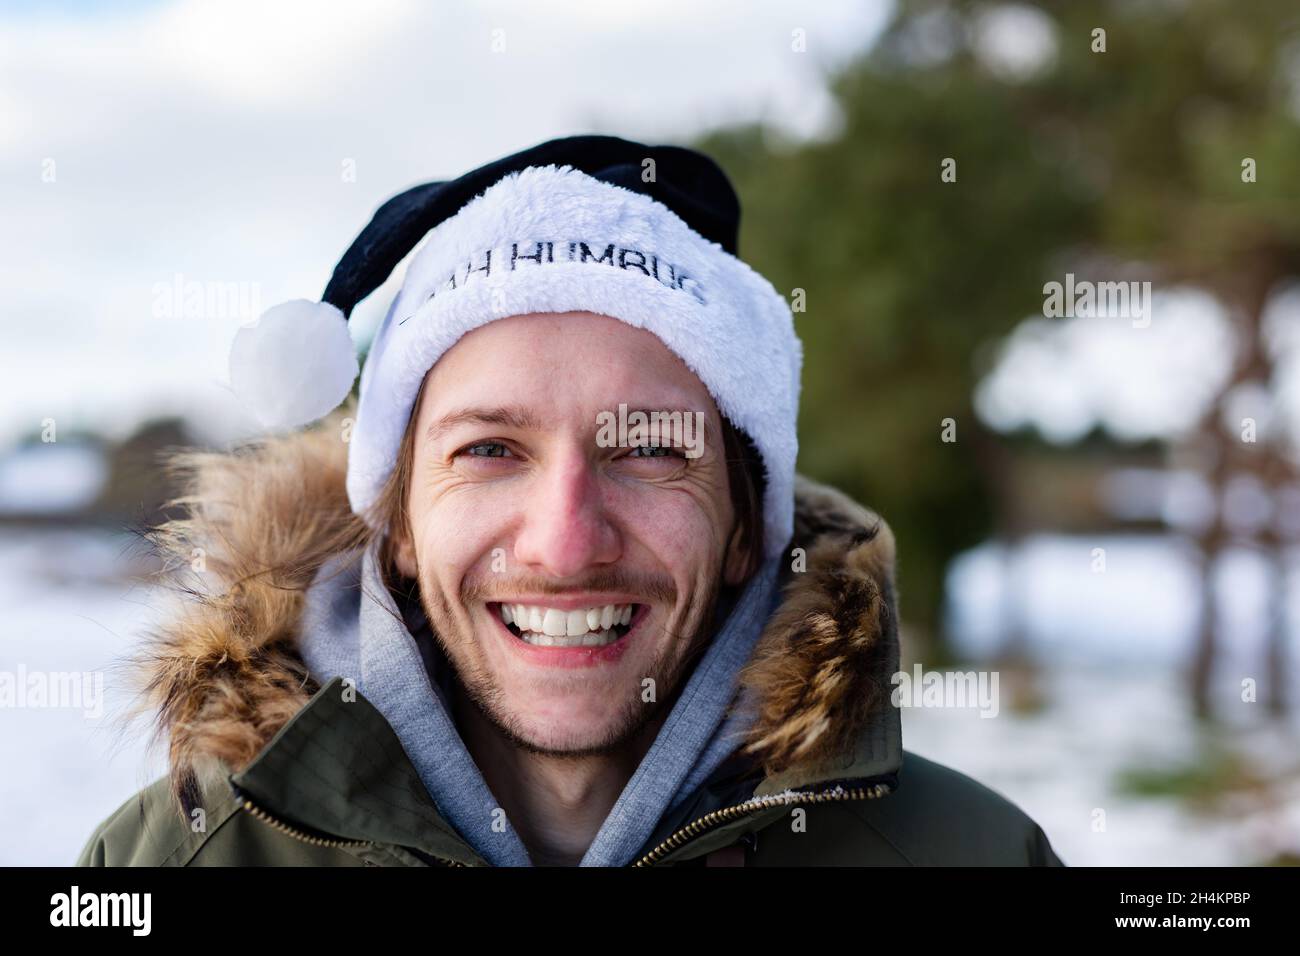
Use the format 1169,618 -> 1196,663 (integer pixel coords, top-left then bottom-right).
76,423 -> 1064,867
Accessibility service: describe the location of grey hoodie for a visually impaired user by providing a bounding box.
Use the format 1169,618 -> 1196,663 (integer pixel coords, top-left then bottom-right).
297,542 -> 783,866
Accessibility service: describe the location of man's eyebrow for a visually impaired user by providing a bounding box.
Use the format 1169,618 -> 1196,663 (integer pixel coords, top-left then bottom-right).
425,406 -> 546,443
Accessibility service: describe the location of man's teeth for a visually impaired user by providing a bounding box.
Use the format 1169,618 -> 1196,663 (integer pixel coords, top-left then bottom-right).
499,603 -> 635,647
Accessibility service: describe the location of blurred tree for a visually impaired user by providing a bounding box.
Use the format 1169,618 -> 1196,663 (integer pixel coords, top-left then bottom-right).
698,0 -> 1300,715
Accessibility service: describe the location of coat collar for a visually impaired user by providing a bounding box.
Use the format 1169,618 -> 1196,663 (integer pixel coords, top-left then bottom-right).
134,420 -> 901,834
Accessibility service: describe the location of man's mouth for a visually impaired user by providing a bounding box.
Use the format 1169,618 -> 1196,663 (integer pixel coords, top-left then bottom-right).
495,603 -> 639,648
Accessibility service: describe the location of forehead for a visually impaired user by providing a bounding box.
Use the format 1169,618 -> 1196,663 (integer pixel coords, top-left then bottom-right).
416,312 -> 722,427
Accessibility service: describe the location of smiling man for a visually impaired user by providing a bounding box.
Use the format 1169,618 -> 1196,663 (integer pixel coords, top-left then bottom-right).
390,312 -> 761,865
77,136 -> 1063,867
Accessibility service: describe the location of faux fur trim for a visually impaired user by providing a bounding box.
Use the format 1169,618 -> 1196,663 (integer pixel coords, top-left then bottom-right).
129,418 -> 365,810
737,476 -> 896,778
134,413 -> 897,809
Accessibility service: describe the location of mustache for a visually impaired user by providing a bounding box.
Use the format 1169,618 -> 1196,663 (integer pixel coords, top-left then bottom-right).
462,567 -> 677,606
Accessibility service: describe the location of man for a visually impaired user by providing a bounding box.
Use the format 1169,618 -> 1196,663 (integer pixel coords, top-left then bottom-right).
78,136 -> 1063,866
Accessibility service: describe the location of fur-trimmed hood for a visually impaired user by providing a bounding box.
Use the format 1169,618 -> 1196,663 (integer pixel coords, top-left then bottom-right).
135,413 -> 900,810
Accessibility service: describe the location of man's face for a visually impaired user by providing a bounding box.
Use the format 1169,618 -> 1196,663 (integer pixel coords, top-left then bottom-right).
393,311 -> 746,756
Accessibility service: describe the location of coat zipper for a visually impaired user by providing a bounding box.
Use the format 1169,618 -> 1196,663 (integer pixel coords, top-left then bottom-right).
236,791 -> 467,866
631,780 -> 893,867
238,780 -> 892,867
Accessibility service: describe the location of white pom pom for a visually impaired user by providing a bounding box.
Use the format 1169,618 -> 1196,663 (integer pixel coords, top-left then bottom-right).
229,299 -> 359,429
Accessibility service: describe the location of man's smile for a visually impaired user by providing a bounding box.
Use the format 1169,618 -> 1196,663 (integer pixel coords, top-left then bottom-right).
486,600 -> 650,665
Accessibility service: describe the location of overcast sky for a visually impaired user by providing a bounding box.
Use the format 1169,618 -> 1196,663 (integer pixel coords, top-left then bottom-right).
3,0 -> 1297,456
0,0 -> 886,448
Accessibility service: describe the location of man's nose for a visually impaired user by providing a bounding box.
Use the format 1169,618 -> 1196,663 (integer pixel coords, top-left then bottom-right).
512,453 -> 621,578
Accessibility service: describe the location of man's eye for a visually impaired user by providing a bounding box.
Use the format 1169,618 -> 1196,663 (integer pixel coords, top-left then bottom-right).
627,444 -> 681,459
461,442 -> 512,458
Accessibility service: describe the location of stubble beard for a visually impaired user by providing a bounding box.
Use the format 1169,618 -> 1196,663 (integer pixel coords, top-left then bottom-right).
419,568 -> 723,760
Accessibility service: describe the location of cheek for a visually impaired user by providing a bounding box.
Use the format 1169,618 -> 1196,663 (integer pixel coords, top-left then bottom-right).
412,493 -> 513,581
605,484 -> 729,563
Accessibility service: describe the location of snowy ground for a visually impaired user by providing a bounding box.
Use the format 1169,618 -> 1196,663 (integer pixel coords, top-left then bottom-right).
0,529 -> 165,866
902,667 -> 1300,866
2,527 -> 1295,866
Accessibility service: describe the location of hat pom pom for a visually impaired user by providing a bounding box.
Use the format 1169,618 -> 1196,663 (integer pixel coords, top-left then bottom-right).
229,299 -> 359,429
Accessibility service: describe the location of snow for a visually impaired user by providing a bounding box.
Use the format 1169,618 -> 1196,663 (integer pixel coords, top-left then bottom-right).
0,529 -> 165,865
903,667 -> 1300,866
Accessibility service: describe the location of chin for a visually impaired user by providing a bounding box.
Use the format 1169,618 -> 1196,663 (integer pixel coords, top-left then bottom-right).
485,678 -> 650,755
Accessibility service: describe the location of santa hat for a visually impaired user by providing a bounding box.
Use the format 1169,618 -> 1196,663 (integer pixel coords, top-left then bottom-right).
229,135 -> 802,560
